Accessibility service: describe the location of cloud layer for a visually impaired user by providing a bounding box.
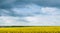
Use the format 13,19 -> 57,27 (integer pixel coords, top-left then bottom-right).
0,0 -> 60,9
0,0 -> 60,26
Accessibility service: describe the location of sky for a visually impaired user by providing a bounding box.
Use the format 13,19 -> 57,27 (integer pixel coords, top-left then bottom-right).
0,0 -> 60,26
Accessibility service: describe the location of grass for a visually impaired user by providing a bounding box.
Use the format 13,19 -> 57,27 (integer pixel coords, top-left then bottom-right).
0,26 -> 60,33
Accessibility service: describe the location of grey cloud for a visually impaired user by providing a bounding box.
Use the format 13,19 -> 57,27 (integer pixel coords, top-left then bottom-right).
34,0 -> 60,7
16,0 -> 60,7
0,0 -> 60,9
0,0 -> 60,17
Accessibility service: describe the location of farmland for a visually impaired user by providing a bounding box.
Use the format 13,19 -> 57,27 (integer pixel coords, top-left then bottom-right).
0,26 -> 60,33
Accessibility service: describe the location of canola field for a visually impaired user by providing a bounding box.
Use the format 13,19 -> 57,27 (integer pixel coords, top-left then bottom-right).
0,26 -> 60,33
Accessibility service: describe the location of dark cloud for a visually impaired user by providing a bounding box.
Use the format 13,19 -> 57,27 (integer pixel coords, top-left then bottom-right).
15,0 -> 60,7
33,0 -> 60,7
0,0 -> 60,17
0,0 -> 60,9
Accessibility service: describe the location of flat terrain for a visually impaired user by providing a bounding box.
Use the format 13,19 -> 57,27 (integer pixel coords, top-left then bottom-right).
0,26 -> 60,33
